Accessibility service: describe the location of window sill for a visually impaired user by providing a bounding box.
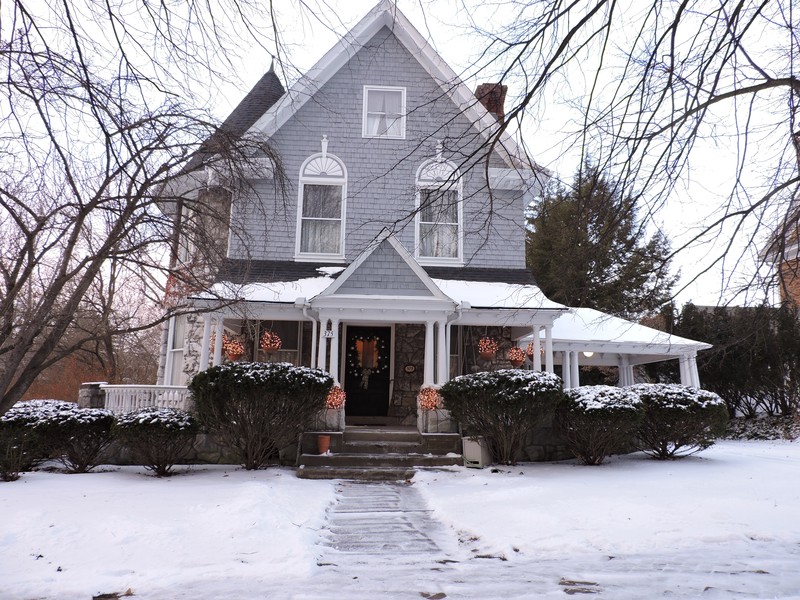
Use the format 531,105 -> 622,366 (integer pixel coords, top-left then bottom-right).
416,257 -> 464,267
294,254 -> 346,263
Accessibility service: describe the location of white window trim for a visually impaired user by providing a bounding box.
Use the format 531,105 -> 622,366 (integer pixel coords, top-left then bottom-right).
165,315 -> 186,386
414,158 -> 464,266
294,152 -> 347,262
362,85 -> 406,140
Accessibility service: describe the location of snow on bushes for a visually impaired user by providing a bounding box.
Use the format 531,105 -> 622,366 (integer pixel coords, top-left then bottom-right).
189,362 -> 333,470
115,407 -> 198,477
440,369 -> 563,465
556,386 -> 643,465
630,383 -> 729,459
0,400 -> 113,480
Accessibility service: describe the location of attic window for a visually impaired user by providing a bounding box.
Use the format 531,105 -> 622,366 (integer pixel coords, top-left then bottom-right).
362,86 -> 405,139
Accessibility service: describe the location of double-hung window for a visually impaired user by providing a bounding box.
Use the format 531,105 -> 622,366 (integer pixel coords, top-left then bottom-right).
363,86 -> 406,139
415,157 -> 462,264
296,152 -> 347,260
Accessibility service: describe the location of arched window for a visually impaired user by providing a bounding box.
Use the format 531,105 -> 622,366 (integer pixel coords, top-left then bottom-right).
415,152 -> 462,264
296,138 -> 347,260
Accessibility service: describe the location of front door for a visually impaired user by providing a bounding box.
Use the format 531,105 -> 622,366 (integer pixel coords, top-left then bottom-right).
343,326 -> 392,416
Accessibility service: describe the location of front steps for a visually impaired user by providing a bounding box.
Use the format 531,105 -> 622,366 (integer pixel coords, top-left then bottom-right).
296,426 -> 462,480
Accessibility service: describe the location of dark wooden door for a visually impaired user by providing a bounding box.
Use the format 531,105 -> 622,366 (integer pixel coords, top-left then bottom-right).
343,326 -> 392,416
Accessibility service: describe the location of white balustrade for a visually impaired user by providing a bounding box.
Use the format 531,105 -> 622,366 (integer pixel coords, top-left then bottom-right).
102,385 -> 193,413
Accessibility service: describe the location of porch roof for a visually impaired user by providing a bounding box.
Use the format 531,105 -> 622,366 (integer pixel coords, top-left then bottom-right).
204,260 -> 564,311
520,307 -> 712,366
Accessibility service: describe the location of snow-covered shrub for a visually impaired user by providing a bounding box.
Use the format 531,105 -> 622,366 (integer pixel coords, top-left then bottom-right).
555,386 -> 644,465
33,404 -> 115,473
115,407 -> 198,476
440,369 -> 563,465
189,362 -> 333,470
630,384 -> 729,459
0,400 -> 76,481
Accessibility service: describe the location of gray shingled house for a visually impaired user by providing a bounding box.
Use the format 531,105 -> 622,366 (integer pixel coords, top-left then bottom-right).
106,1 -> 708,440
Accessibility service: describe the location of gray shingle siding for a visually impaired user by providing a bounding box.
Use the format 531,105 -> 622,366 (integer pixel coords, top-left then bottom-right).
229,26 -> 527,270
335,240 -> 432,296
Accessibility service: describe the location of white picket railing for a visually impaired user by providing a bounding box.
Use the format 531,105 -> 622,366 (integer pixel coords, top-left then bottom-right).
102,384 -> 193,414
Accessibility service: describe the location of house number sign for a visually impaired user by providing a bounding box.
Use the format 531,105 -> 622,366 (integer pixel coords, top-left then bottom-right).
323,330 -> 334,338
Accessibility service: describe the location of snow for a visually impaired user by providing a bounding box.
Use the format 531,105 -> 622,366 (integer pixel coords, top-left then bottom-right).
432,278 -> 564,310
2,441 -> 799,598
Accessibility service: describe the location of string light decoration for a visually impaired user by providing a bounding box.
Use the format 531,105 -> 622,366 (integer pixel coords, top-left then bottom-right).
508,346 -> 526,367
418,387 -> 442,411
478,336 -> 499,359
222,335 -> 245,359
325,385 -> 346,409
259,330 -> 282,353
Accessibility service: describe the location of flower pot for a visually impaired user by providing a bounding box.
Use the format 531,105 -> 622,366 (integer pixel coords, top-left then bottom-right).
226,351 -> 244,361
317,434 -> 331,454
479,350 -> 496,361
509,358 -> 524,368
262,346 -> 279,354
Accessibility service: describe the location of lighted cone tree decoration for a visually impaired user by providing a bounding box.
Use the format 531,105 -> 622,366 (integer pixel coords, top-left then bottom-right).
478,337 -> 499,361
508,346 -> 526,368
418,387 -> 442,411
325,385 -> 346,410
222,335 -> 245,361
259,330 -> 282,354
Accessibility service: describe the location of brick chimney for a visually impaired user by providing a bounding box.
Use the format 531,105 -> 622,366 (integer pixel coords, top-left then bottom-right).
475,83 -> 508,122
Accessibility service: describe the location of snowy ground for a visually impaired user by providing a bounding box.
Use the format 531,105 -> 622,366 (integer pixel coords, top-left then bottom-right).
2,440 -> 799,599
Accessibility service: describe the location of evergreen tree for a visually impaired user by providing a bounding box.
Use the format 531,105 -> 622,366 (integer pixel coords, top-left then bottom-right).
526,161 -> 675,318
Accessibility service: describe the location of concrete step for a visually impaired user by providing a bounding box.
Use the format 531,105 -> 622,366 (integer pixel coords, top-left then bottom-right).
296,465 -> 416,481
344,427 -> 420,443
343,440 -> 424,454
300,452 -> 462,468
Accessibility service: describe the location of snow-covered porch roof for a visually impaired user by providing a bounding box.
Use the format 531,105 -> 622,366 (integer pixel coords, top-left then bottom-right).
521,307 -> 711,367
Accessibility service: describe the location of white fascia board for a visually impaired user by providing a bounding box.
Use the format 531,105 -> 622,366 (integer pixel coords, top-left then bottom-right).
551,340 -> 711,355
456,308 -> 566,327
312,294 -> 455,312
248,1 -> 531,171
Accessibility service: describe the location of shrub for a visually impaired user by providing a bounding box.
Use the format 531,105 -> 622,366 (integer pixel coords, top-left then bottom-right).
115,407 -> 198,476
630,383 -> 729,459
33,404 -> 115,473
189,362 -> 333,470
555,386 -> 644,465
0,400 -> 76,481
440,369 -> 563,465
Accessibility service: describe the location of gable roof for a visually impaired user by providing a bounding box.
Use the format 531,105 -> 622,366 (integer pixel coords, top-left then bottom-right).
183,63 -> 285,173
318,231 -> 451,300
248,0 -> 531,171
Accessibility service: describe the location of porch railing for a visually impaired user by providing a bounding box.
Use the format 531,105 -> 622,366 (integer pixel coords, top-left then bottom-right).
102,384 -> 193,413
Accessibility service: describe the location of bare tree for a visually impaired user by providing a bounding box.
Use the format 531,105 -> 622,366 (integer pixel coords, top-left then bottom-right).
449,0 -> 800,300
0,0 -> 290,415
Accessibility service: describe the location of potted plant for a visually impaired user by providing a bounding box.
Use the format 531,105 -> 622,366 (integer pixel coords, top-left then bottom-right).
508,346 -> 526,367
259,330 -> 282,354
222,335 -> 245,361
478,337 -> 499,361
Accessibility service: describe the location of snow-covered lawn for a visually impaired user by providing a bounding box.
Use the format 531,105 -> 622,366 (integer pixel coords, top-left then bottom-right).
2,440 -> 799,599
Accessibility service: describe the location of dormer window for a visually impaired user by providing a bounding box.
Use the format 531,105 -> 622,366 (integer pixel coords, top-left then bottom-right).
295,137 -> 347,261
362,86 -> 405,139
415,148 -> 462,264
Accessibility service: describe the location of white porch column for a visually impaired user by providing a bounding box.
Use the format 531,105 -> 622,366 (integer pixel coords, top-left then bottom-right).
436,319 -> 448,385
570,350 -> 580,388
618,355 -> 629,387
317,317 -> 329,372
212,317 -> 223,366
329,319 -> 340,383
544,325 -> 554,373
562,350 -> 571,388
532,325 -> 542,371
679,354 -> 689,385
689,352 -> 700,388
424,320 -> 435,385
199,314 -> 212,371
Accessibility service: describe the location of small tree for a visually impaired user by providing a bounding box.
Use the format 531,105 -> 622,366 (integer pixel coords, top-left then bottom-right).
556,386 -> 643,465
42,407 -> 116,474
189,362 -> 333,470
631,384 -> 728,459
440,369 -> 563,465
115,407 -> 198,477
526,161 -> 675,320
